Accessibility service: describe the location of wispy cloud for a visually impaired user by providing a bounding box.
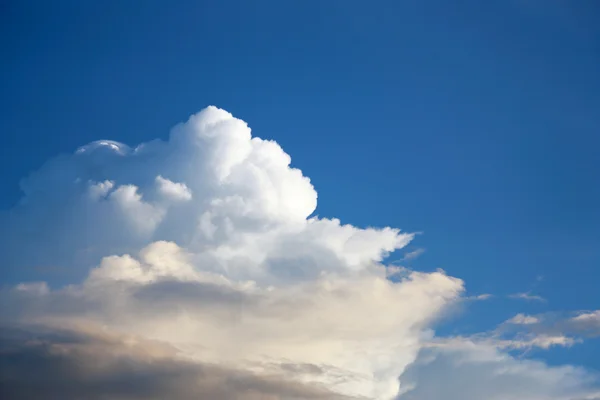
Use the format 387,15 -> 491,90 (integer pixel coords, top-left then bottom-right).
399,248 -> 425,262
508,292 -> 546,302
465,293 -> 493,301
498,309 -> 600,346
506,313 -> 540,325
400,335 -> 596,400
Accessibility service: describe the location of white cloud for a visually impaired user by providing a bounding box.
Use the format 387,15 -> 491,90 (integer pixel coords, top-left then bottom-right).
155,175 -> 193,202
109,184 -> 166,234
499,310 -> 600,341
424,332 -> 579,353
570,312 -> 600,339
0,106 -> 463,399
397,339 -> 599,400
501,334 -> 579,350
5,240 -> 463,399
573,311 -> 600,325
4,106 -> 415,282
508,292 -> 546,302
398,248 -> 425,262
434,312 -> 586,352
1,106 -> 598,399
465,293 -> 493,301
507,313 -> 541,325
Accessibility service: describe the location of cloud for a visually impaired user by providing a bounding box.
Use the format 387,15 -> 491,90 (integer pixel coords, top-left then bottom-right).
508,292 -> 546,302
0,106 -> 464,399
424,332 -> 579,353
155,175 -> 193,202
507,313 -> 541,325
435,312 -> 588,352
0,325 -> 352,400
397,249 -> 425,262
498,334 -> 579,350
0,106 -> 411,285
499,310 -> 600,340
572,311 -> 600,332
397,339 -> 600,400
1,240 -> 462,399
464,293 -> 493,301
1,106 -> 598,399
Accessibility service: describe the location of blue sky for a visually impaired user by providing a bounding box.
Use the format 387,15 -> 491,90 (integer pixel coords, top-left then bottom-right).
1,1 -> 600,398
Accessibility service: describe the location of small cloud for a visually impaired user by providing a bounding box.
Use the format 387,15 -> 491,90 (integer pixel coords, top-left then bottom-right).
570,310 -> 600,335
499,310 -> 600,342
465,293 -> 493,301
501,334 -> 580,350
508,292 -> 546,302
506,313 -> 540,325
572,310 -> 600,323
402,248 -> 425,261
391,248 -> 425,264
426,331 -> 578,352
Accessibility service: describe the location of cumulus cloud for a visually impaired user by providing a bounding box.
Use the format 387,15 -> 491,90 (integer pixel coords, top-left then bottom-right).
0,106 -> 410,284
0,106 -> 598,399
1,239 -> 462,399
0,106 -> 463,399
155,175 -> 193,202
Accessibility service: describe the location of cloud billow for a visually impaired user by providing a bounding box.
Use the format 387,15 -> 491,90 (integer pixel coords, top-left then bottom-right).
0,107 -> 598,399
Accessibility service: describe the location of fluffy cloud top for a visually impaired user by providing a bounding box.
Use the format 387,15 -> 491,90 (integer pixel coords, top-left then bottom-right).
1,107 -> 408,285
0,106 -> 461,399
1,106 -> 598,399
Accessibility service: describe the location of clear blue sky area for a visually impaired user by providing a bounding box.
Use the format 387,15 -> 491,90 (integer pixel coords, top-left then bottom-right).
1,0 -> 599,370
